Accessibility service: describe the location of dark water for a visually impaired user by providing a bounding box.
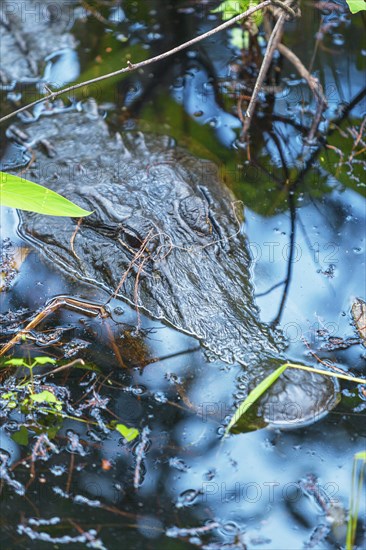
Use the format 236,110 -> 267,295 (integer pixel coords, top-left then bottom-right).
1,1 -> 365,548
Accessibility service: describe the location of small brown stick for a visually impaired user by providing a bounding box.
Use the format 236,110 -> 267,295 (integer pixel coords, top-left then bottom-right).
66,452 -> 75,495
28,434 -> 58,489
353,116 -> 366,148
67,519 -> 98,543
104,322 -> 128,369
351,146 -> 366,158
261,24 -> 327,141
0,1 -> 273,125
349,115 -> 366,162
70,218 -> 83,260
81,0 -> 116,26
133,256 -> 150,333
44,358 -> 86,377
241,12 -> 287,139
325,144 -> 344,176
17,148 -> 36,177
0,297 -> 108,358
109,230 -> 154,301
302,337 -> 346,375
277,43 -> 327,105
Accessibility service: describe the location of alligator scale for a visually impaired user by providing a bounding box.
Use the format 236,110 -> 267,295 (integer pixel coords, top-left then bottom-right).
6,105 -> 339,427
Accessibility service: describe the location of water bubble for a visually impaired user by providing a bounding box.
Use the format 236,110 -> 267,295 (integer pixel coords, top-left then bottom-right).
4,420 -> 19,432
66,430 -> 86,456
202,81 -> 214,92
176,488 -> 201,508
332,33 -> 345,46
206,117 -> 220,128
168,457 -> 190,472
50,465 -> 66,476
154,391 -> 168,403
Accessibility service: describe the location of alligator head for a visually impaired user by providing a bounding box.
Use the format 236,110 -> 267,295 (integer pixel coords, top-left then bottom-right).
7,104 -> 339,427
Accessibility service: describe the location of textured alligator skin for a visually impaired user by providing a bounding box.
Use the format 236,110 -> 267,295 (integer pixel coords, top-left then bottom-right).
5,103 -> 339,427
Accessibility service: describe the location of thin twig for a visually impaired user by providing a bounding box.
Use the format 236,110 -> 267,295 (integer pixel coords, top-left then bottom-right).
0,297 -> 108,358
44,358 -> 86,377
277,43 -> 326,105
285,362 -> 366,385
277,43 -> 327,140
241,12 -> 286,139
0,1 -> 272,125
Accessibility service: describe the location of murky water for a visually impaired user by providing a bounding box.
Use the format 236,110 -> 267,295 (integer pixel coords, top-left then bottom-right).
1,1 -> 365,548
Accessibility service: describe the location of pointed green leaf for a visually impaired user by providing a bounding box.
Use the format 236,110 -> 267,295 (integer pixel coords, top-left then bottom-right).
115,423 -> 139,442
12,426 -> 29,446
30,390 -> 59,404
33,357 -> 57,365
4,358 -> 27,367
0,172 -> 92,217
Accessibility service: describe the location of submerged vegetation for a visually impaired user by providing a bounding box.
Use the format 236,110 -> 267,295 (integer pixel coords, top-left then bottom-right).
0,356 -> 139,446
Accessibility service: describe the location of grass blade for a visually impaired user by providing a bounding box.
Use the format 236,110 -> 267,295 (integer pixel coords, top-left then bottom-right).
224,363 -> 287,434
346,451 -> 366,550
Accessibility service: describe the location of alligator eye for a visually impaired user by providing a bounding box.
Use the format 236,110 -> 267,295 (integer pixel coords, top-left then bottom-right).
120,218 -> 157,252
123,231 -> 143,249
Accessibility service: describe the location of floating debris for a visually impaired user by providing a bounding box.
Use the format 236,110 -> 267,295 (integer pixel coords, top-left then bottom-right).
352,298 -> 366,345
0,449 -> 25,495
133,426 -> 151,489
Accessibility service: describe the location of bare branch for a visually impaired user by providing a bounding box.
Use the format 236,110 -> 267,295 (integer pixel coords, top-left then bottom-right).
277,43 -> 326,105
241,12 -> 286,139
277,43 -> 327,141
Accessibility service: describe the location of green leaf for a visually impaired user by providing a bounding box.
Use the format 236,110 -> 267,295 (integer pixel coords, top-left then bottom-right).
212,0 -> 246,19
225,364 -> 288,434
346,0 -> 366,13
33,357 -> 57,365
0,172 -> 93,217
1,391 -> 15,399
230,28 -> 249,49
212,0 -> 263,25
30,390 -> 60,404
115,423 -> 139,442
12,426 -> 29,446
4,358 -> 26,367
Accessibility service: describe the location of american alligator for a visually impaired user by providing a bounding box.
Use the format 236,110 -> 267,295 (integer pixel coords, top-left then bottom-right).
4,102 -> 339,428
